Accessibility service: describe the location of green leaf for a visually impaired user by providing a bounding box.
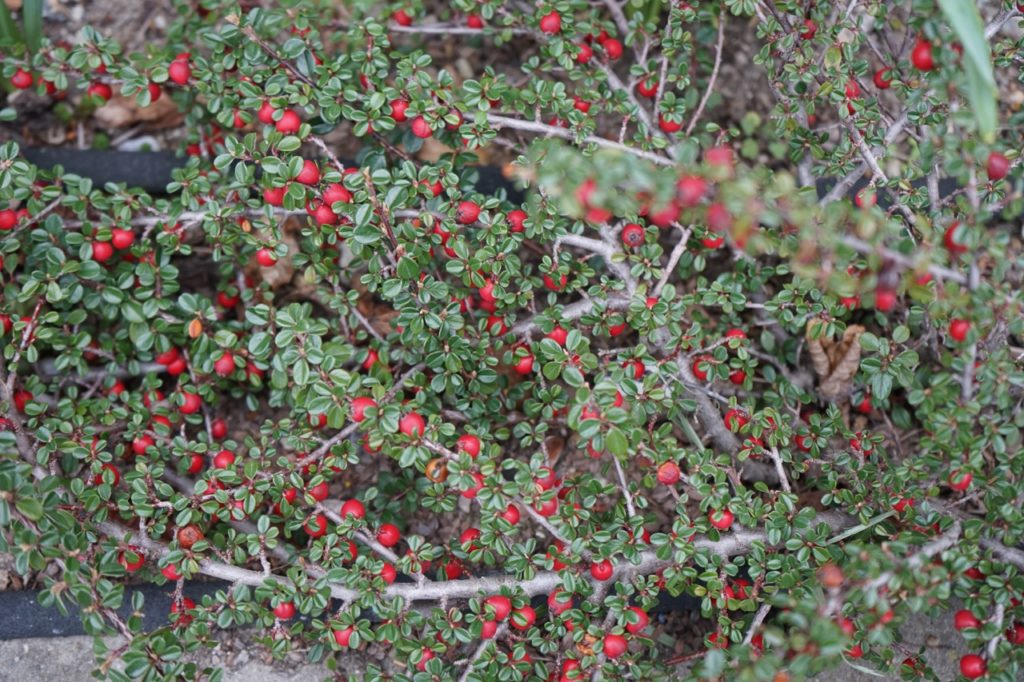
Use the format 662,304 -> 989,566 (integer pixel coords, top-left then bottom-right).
0,5 -> 18,46
606,427 -> 628,457
937,0 -> 997,143
23,0 -> 42,53
15,496 -> 43,521
277,136 -> 302,153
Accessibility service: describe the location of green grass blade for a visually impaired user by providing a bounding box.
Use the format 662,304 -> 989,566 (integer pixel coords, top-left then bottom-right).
937,0 -> 998,143
23,0 -> 43,53
0,5 -> 19,47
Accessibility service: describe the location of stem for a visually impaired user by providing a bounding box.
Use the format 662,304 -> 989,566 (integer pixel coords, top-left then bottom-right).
486,115 -> 673,166
684,10 -> 726,136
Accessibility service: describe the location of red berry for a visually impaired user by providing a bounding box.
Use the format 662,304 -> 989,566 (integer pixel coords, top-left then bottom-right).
185,453 -> 204,474
603,633 -> 627,659
691,355 -> 711,381
333,626 -> 354,647
800,19 -> 816,40
676,175 -> 707,207
87,82 -> 113,102
11,68 -> 33,89
389,98 -> 410,122
263,186 -> 286,207
275,109 -> 302,134
377,523 -> 400,547
399,411 -> 425,438
658,114 -> 682,133
949,319 -> 970,342
954,610 -> 981,631
351,396 -> 376,422
1007,623 -> 1024,645
547,590 -> 572,615
457,434 -> 481,458
257,100 -> 276,124
162,563 -> 182,581
132,434 -> 155,456
657,461 -> 681,485
0,209 -> 17,230
547,326 -> 568,346
111,228 -> 135,250
392,9 -> 413,26
535,497 -> 558,517
307,481 -> 329,502
304,513 -> 328,537
709,508 -> 734,530
875,289 -> 896,312
602,38 -> 623,60
511,605 -> 536,630
845,79 -> 861,99
93,462 -> 120,486
949,470 -> 972,492
210,418 -> 227,440
484,595 -> 512,621
539,11 -> 561,34
214,351 -> 235,377
340,500 -> 365,520
636,78 -> 658,98
576,42 -> 593,64
461,471 -> 485,499
312,202 -> 338,226
500,503 -> 521,525
213,449 -> 235,468
323,183 -> 352,206
590,559 -> 613,581
119,548 -> 145,572
987,151 -> 1010,181
256,248 -> 277,267
959,654 -> 986,679
479,618 -> 498,639
543,273 -> 567,291
91,241 -> 114,262
415,649 -> 435,672
514,353 -> 534,375
621,222 -> 645,248
729,369 -> 747,385
911,38 -> 935,71
296,159 -> 320,185
456,200 -> 481,224
170,596 -> 195,626
180,391 -> 202,414
273,601 -> 296,620
506,209 -> 526,233
168,58 -> 192,85
723,409 -> 748,432
625,606 -> 649,634
411,116 -> 432,139
873,67 -> 892,89
944,221 -> 968,254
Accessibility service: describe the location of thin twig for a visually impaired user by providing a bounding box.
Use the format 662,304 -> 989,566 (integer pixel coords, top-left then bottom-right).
684,10 -> 726,136
486,115 -> 673,166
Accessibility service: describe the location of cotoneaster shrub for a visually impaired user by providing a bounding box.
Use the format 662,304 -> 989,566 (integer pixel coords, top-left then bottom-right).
1,1 -> 1024,680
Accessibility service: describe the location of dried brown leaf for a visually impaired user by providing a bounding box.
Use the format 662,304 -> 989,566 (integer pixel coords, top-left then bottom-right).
93,94 -> 183,130
806,319 -> 865,401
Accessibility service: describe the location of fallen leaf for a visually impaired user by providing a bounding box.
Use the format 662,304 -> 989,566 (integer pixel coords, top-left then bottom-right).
93,94 -> 184,130
806,319 -> 864,401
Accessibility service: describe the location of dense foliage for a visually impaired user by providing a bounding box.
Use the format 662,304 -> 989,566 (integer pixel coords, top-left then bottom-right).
2,0 -> 1024,680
